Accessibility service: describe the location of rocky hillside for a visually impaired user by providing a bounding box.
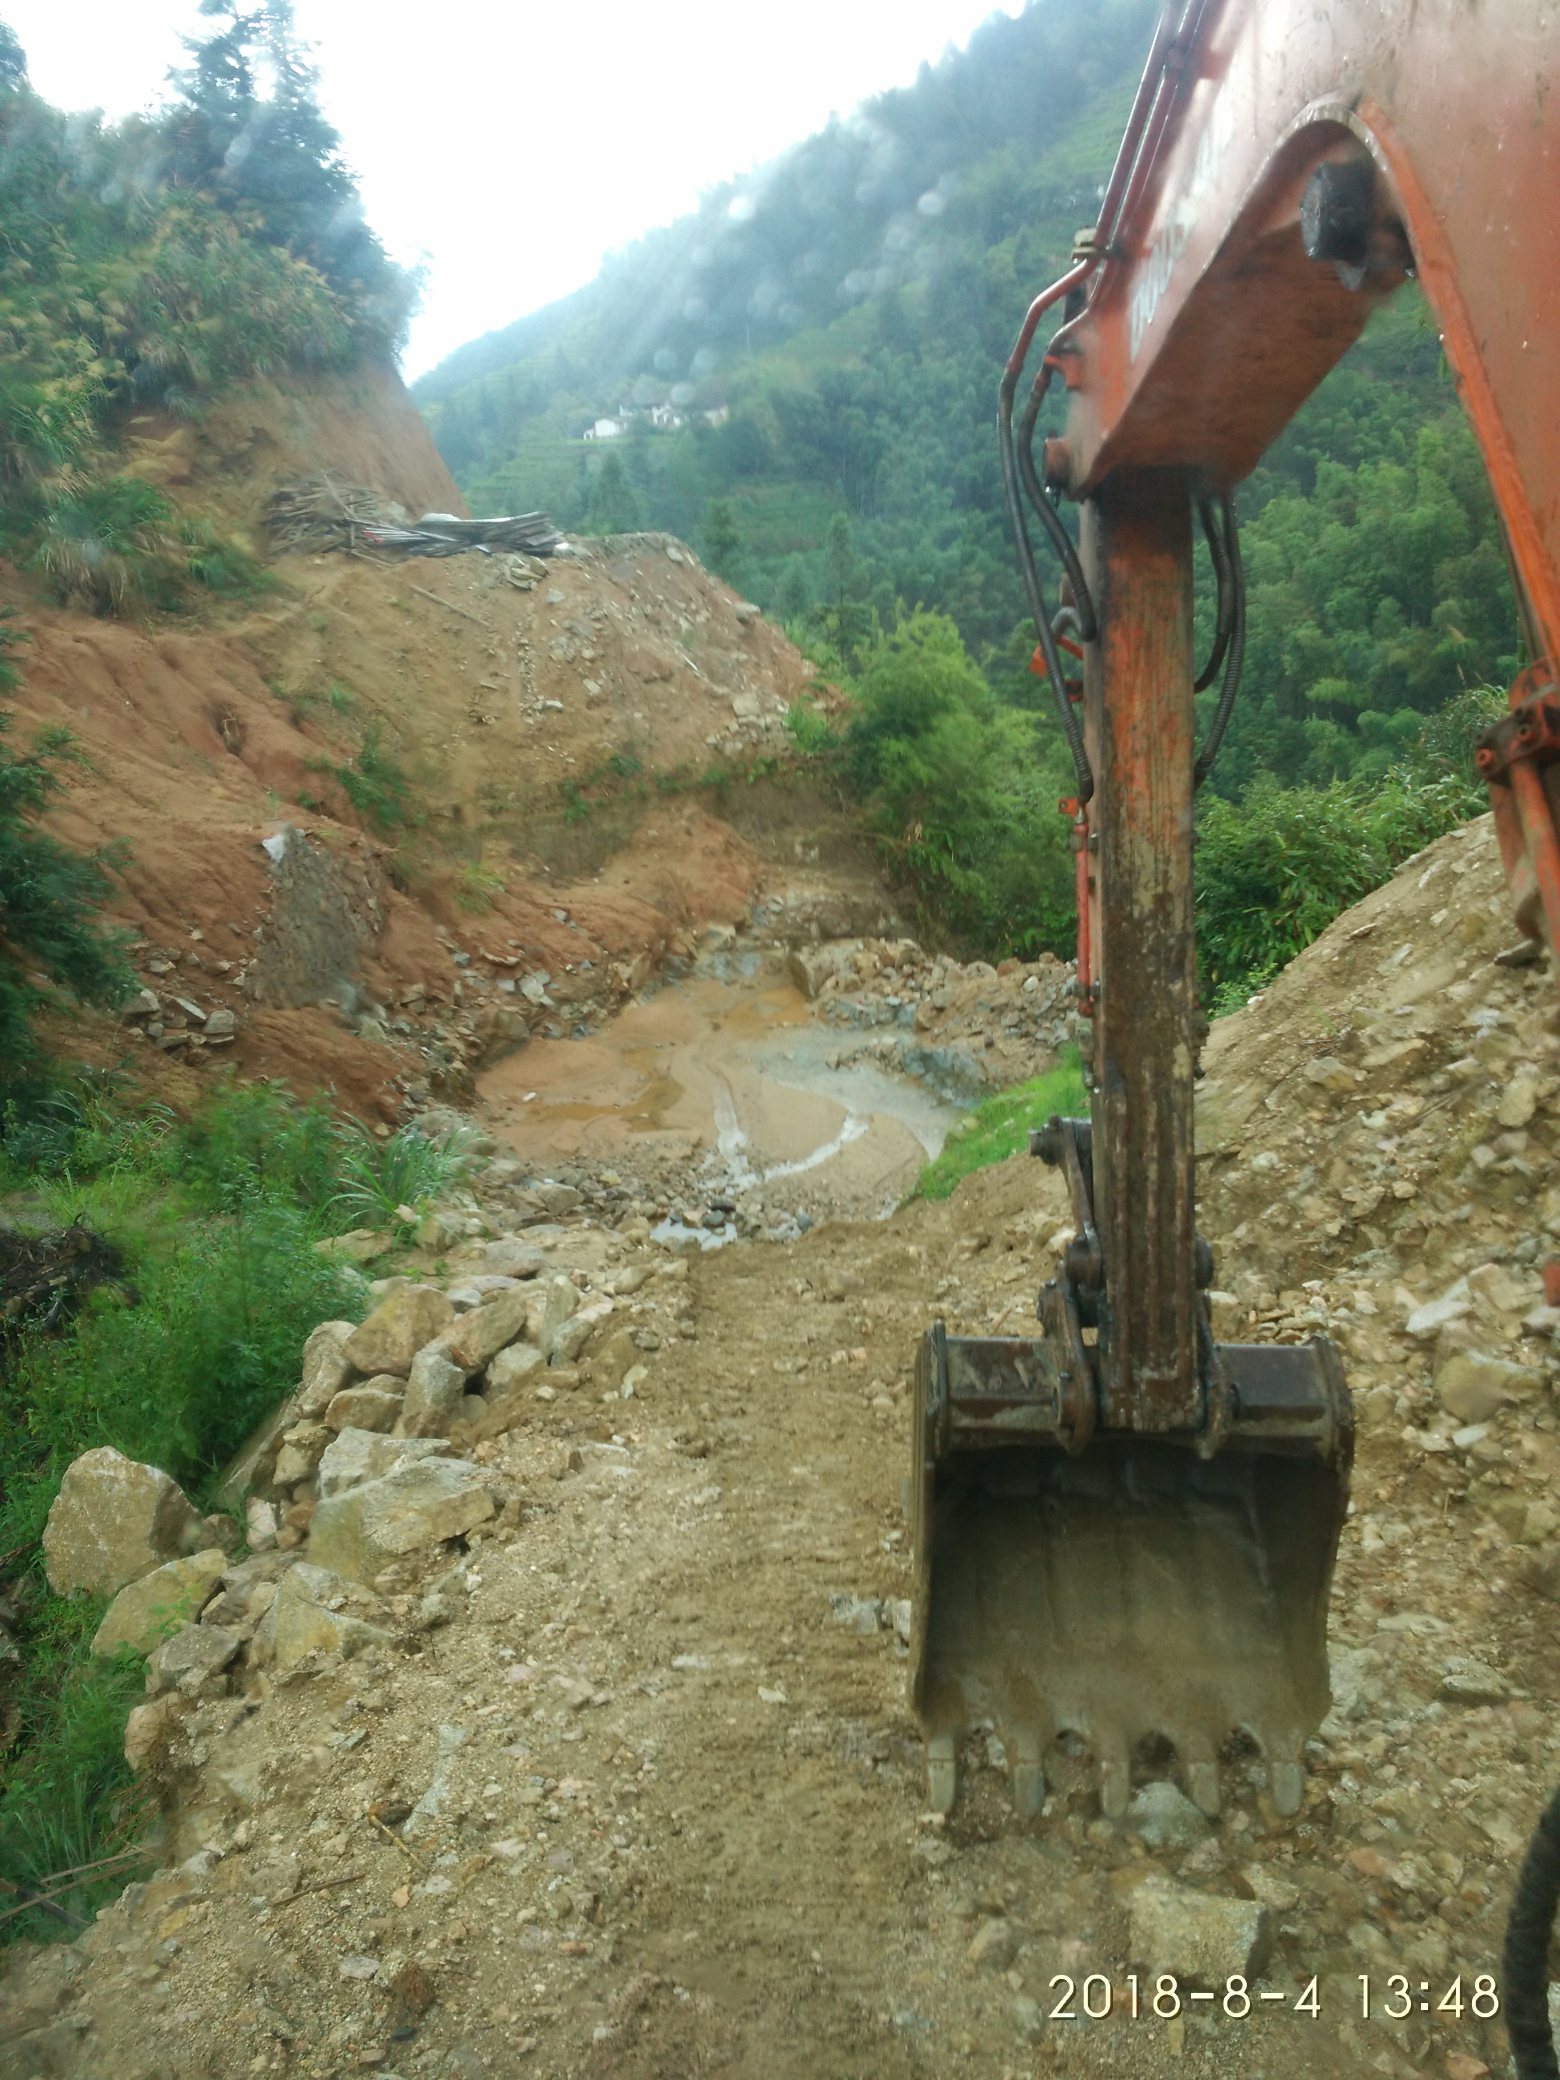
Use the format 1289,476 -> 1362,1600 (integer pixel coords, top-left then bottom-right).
4,814 -> 1558,2080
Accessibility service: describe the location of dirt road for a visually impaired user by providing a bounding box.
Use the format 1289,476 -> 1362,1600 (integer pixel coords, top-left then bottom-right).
4,821 -> 1556,2080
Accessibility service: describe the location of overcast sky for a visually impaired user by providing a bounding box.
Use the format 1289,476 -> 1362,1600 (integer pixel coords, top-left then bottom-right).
5,0 -> 1025,379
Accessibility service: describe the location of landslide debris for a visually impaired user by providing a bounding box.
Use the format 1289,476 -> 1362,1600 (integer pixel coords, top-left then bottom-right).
7,811 -> 1558,2080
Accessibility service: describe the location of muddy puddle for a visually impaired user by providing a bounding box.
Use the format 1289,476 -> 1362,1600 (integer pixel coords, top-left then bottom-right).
477,964 -> 963,1219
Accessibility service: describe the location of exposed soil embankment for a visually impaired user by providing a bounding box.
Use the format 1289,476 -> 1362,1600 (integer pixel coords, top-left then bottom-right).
3,361 -> 873,1125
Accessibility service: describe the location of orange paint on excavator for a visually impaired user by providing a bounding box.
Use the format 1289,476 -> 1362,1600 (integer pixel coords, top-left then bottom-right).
910,0 -> 1559,1823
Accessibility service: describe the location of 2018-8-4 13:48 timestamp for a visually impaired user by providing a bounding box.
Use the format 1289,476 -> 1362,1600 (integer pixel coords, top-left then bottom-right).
1040,1973 -> 1501,2022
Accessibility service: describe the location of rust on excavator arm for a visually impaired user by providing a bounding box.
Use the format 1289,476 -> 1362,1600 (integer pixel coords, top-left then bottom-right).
911,0 -> 1560,1819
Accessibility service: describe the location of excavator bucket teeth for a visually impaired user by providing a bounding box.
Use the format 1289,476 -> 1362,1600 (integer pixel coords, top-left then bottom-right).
909,1327 -> 1352,1818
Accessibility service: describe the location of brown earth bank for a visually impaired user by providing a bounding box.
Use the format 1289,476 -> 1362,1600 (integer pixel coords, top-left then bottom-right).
3,820 -> 1559,2080
2,364 -> 880,1124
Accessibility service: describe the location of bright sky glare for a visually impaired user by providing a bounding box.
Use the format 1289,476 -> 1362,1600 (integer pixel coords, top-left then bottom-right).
6,0 -> 1025,379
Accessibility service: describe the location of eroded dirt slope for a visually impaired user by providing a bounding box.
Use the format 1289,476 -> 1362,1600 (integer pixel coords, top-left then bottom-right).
4,358 -> 862,1124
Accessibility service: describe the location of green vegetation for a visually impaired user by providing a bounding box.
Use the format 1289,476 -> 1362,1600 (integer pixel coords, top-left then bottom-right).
0,1072 -> 486,1940
415,4 -> 1517,974
1195,686 -> 1503,1011
333,722 -> 415,833
0,5 -> 412,616
0,619 -> 137,1110
915,1050 -> 1088,1202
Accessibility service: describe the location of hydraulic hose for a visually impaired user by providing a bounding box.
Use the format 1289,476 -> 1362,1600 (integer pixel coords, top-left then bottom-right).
1505,1781 -> 1560,2080
1193,489 -> 1234,693
1017,375 -> 1097,643
999,336 -> 1094,801
1192,493 -> 1245,789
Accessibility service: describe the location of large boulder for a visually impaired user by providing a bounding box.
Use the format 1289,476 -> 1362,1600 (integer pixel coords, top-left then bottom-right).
255,1562 -> 392,1671
296,1320 -> 360,1416
307,1458 -> 495,1582
43,1448 -> 204,1596
343,1286 -> 455,1378
316,1429 -> 451,1500
324,1380 -> 403,1433
91,1548 -> 229,1658
402,1343 -> 469,1437
145,1620 -> 242,1698
444,1285 -> 532,1372
484,1237 -> 546,1279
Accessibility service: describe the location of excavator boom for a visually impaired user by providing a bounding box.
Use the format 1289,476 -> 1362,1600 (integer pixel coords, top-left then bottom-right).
910,0 -> 1560,1819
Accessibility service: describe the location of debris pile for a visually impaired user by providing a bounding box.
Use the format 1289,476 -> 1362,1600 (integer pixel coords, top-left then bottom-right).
265,475 -> 562,561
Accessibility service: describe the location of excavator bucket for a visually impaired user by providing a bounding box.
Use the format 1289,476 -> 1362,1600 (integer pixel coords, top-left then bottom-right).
908,1323 -> 1353,1817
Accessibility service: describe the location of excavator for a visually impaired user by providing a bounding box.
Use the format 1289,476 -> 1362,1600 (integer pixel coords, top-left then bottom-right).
907,0 -> 1560,1869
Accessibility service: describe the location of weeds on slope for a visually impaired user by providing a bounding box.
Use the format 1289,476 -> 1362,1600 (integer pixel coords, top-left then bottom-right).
913,1050 -> 1087,1203
0,1078 -> 465,1939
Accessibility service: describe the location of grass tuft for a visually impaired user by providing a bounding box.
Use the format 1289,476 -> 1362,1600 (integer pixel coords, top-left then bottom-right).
914,1050 -> 1087,1202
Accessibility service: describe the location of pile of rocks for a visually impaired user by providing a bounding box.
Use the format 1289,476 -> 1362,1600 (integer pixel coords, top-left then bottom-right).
38,1216 -> 696,1776
789,938 -> 1076,1101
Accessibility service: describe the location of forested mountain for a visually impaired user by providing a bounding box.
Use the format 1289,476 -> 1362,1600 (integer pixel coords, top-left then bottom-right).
0,1 -> 413,612
415,0 -> 1518,803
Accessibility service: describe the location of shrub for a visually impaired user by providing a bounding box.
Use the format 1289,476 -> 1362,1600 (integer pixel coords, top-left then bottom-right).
335,723 -> 414,833
0,679 -> 136,1108
1194,699 -> 1496,1011
328,1116 -> 480,1230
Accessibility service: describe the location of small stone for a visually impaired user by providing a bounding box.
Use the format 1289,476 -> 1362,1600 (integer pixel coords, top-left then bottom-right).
965,1918 -> 1016,1971
91,1549 -> 228,1658
1436,1657 -> 1510,1706
1240,1864 -> 1299,1911
1405,1279 -> 1471,1340
1496,1075 -> 1540,1129
203,1007 -> 237,1038
1435,1350 -> 1540,1422
316,1428 -> 452,1499
402,1343 -> 470,1437
1466,1261 -> 1533,1318
324,1382 -> 403,1433
145,1621 -> 241,1698
1127,1780 -> 1211,1852
1519,1545 -> 1560,1602
298,1320 -> 360,1416
307,1457 -> 495,1583
828,1593 -> 884,1634
1129,1882 -> 1273,1985
245,1497 -> 278,1549
273,1421 -> 331,1487
1303,1056 -> 1356,1092
258,1563 -> 392,1671
483,1238 -> 546,1279
43,1447 -> 204,1596
123,1698 -> 176,1772
343,1286 -> 456,1378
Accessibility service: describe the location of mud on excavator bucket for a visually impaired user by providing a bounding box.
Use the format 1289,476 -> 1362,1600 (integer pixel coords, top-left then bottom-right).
907,1117 -> 1354,1822
908,1317 -> 1353,1818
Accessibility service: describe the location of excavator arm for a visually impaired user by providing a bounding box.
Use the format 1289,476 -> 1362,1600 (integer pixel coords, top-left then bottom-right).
909,0 -> 1559,1820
